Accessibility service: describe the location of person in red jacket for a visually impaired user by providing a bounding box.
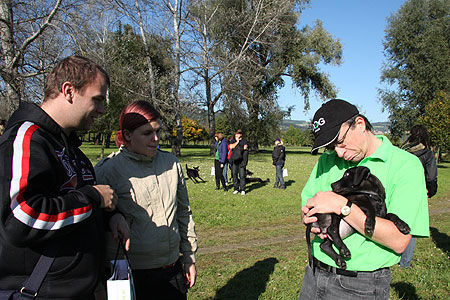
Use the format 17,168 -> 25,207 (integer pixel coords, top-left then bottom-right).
0,56 -> 129,300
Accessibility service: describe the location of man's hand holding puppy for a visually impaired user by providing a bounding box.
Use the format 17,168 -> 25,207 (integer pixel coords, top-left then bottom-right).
302,191 -> 411,253
302,191 -> 348,239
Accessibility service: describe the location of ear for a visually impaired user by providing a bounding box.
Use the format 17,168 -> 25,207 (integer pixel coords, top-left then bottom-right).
122,129 -> 132,143
61,81 -> 75,103
352,166 -> 371,186
354,116 -> 366,132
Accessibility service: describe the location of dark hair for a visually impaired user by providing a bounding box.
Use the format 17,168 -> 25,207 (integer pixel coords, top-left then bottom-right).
44,55 -> 110,100
346,114 -> 373,132
407,125 -> 431,148
115,100 -> 161,148
325,114 -> 373,151
215,133 -> 224,141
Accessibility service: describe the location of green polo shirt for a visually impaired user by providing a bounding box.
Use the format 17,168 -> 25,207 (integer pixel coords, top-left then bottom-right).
301,135 -> 429,271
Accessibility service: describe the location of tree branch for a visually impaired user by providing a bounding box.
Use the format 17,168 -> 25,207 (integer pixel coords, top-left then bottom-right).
10,0 -> 62,69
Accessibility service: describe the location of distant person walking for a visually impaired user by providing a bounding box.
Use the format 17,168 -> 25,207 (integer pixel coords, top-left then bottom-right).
399,124 -> 438,268
229,129 -> 248,195
272,138 -> 286,189
214,133 -> 228,191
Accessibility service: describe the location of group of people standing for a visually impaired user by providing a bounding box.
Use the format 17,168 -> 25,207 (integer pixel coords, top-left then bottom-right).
214,129 -> 249,195
214,130 -> 287,195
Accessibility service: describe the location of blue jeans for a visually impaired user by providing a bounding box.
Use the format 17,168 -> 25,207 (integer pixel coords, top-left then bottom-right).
299,264 -> 391,300
223,162 -> 229,184
231,163 -> 246,192
399,237 -> 417,268
274,164 -> 285,187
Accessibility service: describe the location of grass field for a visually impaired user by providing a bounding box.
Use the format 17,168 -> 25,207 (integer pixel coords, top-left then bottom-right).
82,144 -> 450,300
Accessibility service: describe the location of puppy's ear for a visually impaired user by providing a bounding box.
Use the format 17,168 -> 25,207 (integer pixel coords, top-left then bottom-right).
352,166 -> 371,186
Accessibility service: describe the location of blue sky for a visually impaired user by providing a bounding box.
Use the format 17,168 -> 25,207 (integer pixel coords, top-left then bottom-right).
278,0 -> 406,123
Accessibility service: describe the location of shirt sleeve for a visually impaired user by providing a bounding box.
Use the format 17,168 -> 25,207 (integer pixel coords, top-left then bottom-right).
385,156 -> 429,237
301,161 -> 321,206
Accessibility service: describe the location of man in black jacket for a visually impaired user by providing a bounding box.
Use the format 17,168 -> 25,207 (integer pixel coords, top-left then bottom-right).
272,138 -> 286,189
229,129 -> 248,195
0,56 -> 129,299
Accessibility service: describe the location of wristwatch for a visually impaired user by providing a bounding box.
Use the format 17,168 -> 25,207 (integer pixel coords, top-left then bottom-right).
340,200 -> 352,218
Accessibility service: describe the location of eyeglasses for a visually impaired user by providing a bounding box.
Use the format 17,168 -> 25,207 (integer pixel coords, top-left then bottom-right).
325,121 -> 354,151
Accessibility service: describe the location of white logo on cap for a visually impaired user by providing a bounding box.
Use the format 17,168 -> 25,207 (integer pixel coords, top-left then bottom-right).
312,118 -> 325,132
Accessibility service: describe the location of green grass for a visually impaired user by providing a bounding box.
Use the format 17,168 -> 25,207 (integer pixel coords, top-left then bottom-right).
81,143 -> 450,300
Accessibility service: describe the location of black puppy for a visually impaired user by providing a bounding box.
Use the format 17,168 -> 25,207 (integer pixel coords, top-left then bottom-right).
185,164 -> 205,183
245,169 -> 270,184
306,166 -> 410,269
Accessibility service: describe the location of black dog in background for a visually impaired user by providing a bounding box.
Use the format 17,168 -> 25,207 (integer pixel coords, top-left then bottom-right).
306,166 -> 410,269
185,164 -> 206,183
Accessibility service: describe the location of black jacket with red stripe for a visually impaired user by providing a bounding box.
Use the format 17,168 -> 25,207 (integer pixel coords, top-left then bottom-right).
0,102 -> 105,299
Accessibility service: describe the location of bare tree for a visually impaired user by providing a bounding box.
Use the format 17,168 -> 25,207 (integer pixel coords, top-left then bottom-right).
206,0 -> 342,150
0,0 -> 64,119
106,0 -> 188,156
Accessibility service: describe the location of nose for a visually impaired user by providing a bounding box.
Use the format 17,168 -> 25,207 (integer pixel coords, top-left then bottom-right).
153,132 -> 160,142
97,102 -> 105,115
335,147 -> 345,158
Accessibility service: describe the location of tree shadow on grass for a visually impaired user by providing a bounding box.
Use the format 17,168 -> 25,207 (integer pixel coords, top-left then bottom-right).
430,227 -> 450,256
214,257 -> 279,300
391,282 -> 419,300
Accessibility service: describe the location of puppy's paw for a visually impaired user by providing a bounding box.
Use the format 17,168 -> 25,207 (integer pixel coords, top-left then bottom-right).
340,248 -> 351,259
386,213 -> 411,234
364,227 -> 374,236
396,221 -> 410,234
336,257 -> 347,269
364,218 -> 376,236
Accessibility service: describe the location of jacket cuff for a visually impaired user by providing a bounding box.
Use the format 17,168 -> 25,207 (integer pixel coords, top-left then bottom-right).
79,185 -> 102,207
182,252 -> 196,265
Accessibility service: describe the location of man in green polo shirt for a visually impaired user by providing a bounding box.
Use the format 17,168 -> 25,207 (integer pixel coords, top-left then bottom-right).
299,99 -> 429,299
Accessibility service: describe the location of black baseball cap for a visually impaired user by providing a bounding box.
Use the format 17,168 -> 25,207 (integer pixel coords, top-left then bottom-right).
311,99 -> 359,154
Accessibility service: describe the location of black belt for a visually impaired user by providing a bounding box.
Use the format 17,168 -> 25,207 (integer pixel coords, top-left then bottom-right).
150,261 -> 177,271
312,257 -> 357,277
312,257 -> 388,278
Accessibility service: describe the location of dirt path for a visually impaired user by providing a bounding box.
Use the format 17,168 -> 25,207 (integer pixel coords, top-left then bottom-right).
198,206 -> 450,255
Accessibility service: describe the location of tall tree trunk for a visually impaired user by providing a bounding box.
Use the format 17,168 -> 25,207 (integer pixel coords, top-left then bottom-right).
247,100 -> 260,152
0,0 -> 20,119
170,0 -> 182,157
135,0 -> 157,101
201,15 -> 216,156
207,81 -> 216,155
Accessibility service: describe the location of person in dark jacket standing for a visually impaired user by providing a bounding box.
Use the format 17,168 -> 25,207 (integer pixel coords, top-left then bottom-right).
0,56 -> 129,300
214,133 -> 228,191
229,130 -> 248,195
399,124 -> 438,268
272,138 -> 286,189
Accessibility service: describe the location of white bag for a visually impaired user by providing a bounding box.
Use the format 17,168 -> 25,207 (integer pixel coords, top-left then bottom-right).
283,168 -> 288,177
107,244 -> 136,300
211,166 -> 215,176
